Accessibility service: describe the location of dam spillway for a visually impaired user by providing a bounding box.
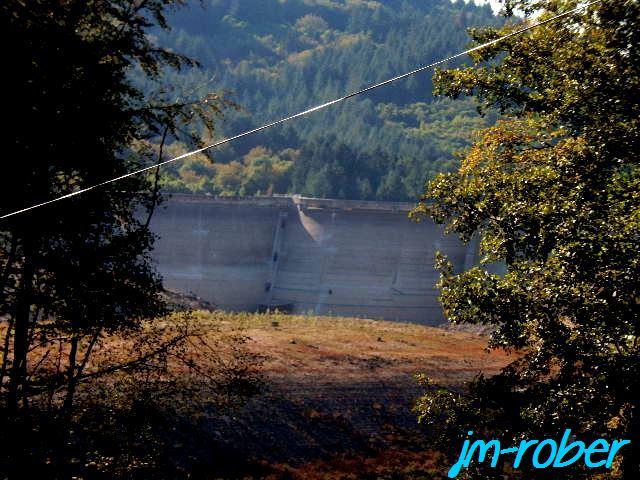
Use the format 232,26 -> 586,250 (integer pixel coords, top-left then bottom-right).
149,194 -> 477,325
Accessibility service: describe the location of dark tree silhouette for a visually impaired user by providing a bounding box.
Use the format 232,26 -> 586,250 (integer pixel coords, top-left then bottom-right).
0,1 -> 231,475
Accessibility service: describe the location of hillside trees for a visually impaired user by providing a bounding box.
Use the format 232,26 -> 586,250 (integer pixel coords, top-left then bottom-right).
152,0 -> 500,200
412,0 -> 640,477
0,1 -> 250,475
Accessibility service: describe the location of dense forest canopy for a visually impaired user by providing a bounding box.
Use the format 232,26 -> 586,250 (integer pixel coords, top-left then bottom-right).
151,0 -> 500,200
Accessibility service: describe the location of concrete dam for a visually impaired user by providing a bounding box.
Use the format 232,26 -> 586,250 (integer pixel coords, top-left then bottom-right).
149,194 -> 477,325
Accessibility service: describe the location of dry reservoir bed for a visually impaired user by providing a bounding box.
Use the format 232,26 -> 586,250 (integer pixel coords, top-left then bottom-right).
204,312 -> 512,471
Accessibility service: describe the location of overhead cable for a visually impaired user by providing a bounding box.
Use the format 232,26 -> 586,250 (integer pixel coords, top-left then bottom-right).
0,0 -> 600,220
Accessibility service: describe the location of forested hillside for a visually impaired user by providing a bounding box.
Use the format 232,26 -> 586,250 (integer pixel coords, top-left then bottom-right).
154,0 -> 500,201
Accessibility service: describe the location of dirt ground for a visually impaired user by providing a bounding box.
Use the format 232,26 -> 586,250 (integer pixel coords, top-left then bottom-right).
226,312 -> 510,385
197,311 -> 512,476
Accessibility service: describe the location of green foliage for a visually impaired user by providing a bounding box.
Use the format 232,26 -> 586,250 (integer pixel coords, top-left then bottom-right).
412,0 -> 640,477
160,145 -> 294,195
151,0 -> 500,200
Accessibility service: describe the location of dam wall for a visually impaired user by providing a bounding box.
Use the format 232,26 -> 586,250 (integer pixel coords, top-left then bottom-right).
149,194 -> 477,325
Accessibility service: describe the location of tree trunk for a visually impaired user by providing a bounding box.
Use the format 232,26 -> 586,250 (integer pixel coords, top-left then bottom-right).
144,123 -> 170,229
62,335 -> 79,418
7,242 -> 35,413
0,234 -> 17,304
0,236 -> 18,389
0,318 -> 14,389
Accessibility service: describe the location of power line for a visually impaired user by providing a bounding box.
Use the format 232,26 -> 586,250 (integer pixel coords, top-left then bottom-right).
1,0 -> 600,220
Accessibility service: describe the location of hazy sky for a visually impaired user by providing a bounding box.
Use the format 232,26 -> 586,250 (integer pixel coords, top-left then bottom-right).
469,0 -> 503,14
489,0 -> 503,13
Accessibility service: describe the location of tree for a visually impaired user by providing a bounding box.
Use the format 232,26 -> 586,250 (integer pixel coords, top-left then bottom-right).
304,166 -> 333,198
411,0 -> 640,477
377,170 -> 406,201
0,0 -> 228,471
240,146 -> 293,195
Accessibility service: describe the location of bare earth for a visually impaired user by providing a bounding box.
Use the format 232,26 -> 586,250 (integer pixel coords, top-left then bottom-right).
205,312 -> 512,475
233,314 -> 509,385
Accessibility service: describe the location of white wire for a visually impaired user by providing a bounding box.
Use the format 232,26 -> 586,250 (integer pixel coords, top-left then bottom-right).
0,0 -> 600,220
